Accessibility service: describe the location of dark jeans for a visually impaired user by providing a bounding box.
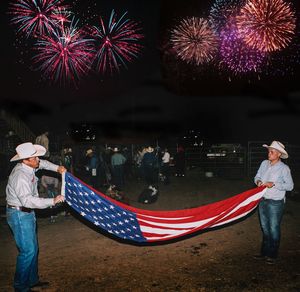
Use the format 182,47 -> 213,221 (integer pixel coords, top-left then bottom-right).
258,198 -> 285,258
144,166 -> 157,185
6,208 -> 39,292
162,163 -> 170,184
112,165 -> 125,189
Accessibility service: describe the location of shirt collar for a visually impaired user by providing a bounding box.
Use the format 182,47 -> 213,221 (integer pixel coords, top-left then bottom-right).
21,162 -> 35,173
269,160 -> 282,167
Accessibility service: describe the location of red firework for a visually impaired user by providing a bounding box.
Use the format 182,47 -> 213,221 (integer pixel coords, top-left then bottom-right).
236,0 -> 296,52
171,17 -> 219,65
33,18 -> 94,85
91,10 -> 144,74
9,0 -> 69,38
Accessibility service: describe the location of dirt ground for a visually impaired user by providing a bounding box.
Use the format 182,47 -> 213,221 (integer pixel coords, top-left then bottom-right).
1,168 -> 300,292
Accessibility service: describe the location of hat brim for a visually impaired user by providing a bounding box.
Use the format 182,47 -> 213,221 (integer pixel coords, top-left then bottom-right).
262,144 -> 288,159
10,144 -> 46,162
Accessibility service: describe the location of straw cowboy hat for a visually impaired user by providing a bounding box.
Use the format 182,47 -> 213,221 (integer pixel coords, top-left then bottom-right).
10,142 -> 46,162
86,149 -> 93,156
263,141 -> 288,159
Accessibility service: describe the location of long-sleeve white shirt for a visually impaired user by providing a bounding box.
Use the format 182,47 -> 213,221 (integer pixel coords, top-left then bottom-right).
254,160 -> 294,200
6,159 -> 59,209
162,152 -> 170,163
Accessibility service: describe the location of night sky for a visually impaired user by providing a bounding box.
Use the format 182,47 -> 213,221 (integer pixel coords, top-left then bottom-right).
1,0 -> 300,144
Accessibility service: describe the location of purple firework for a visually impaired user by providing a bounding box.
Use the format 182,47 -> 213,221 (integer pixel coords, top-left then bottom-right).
219,20 -> 267,74
90,9 -> 144,74
9,0 -> 70,38
33,18 -> 95,85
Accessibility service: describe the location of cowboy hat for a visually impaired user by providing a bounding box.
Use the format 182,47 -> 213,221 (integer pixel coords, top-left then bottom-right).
263,141 -> 288,159
86,149 -> 93,156
113,147 -> 119,152
146,146 -> 154,153
10,142 -> 46,162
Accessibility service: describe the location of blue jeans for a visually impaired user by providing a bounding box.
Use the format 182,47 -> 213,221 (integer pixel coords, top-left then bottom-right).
6,208 -> 39,292
258,199 -> 285,258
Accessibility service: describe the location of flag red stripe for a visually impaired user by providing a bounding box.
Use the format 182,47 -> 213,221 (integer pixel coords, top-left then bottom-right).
67,173 -> 265,219
139,197 -> 264,241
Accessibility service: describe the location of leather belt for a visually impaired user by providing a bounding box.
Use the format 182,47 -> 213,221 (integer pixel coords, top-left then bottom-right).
7,204 -> 32,213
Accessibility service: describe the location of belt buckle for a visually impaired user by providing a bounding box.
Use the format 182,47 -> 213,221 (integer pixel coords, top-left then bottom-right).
8,205 -> 32,213
20,207 -> 32,213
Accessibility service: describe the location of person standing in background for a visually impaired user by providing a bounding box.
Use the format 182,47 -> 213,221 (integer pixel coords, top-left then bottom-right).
174,146 -> 185,177
142,146 -> 158,186
161,148 -> 171,185
35,131 -> 50,158
61,147 -> 74,174
86,148 -> 100,189
111,147 -> 127,190
41,174 -> 60,222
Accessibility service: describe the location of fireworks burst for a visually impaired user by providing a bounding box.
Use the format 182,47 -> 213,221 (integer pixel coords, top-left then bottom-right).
236,0 -> 296,52
91,10 -> 144,74
52,7 -> 72,26
209,0 -> 243,31
9,0 -> 69,38
33,18 -> 95,84
171,17 -> 219,65
220,20 -> 267,74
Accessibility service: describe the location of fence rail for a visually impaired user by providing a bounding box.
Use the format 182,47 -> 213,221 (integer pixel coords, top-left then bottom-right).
1,138 -> 300,180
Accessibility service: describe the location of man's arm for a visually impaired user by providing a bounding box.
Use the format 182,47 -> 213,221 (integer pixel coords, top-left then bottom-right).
254,161 -> 265,186
273,166 -> 294,191
14,177 -> 56,209
39,159 -> 66,174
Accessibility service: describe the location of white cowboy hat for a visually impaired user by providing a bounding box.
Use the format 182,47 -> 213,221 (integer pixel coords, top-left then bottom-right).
146,146 -> 154,153
113,147 -> 119,152
10,142 -> 46,162
263,141 -> 288,159
86,149 -> 93,156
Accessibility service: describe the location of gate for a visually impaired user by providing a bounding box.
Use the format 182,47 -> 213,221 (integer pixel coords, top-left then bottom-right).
247,141 -> 300,179
184,144 -> 247,178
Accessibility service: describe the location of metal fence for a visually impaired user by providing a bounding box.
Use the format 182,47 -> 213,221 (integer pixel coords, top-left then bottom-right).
50,142 -> 300,180
2,140 -> 299,181
183,145 -> 247,179
247,141 -> 300,178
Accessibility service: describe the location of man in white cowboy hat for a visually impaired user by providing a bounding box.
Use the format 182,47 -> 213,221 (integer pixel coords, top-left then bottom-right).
254,141 -> 294,264
6,142 -> 66,292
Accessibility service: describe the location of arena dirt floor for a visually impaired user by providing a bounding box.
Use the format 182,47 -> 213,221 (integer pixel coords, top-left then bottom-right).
0,168 -> 299,292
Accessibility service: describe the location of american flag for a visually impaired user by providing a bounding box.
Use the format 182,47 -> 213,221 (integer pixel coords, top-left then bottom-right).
63,173 -> 266,243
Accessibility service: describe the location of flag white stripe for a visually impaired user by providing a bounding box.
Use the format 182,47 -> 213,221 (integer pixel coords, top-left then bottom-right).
140,191 -> 265,240
211,206 -> 257,227
61,172 -> 66,197
143,206 -> 258,240
212,189 -> 265,221
137,214 -> 193,220
138,215 -> 219,229
140,225 -> 191,235
137,189 -> 266,223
